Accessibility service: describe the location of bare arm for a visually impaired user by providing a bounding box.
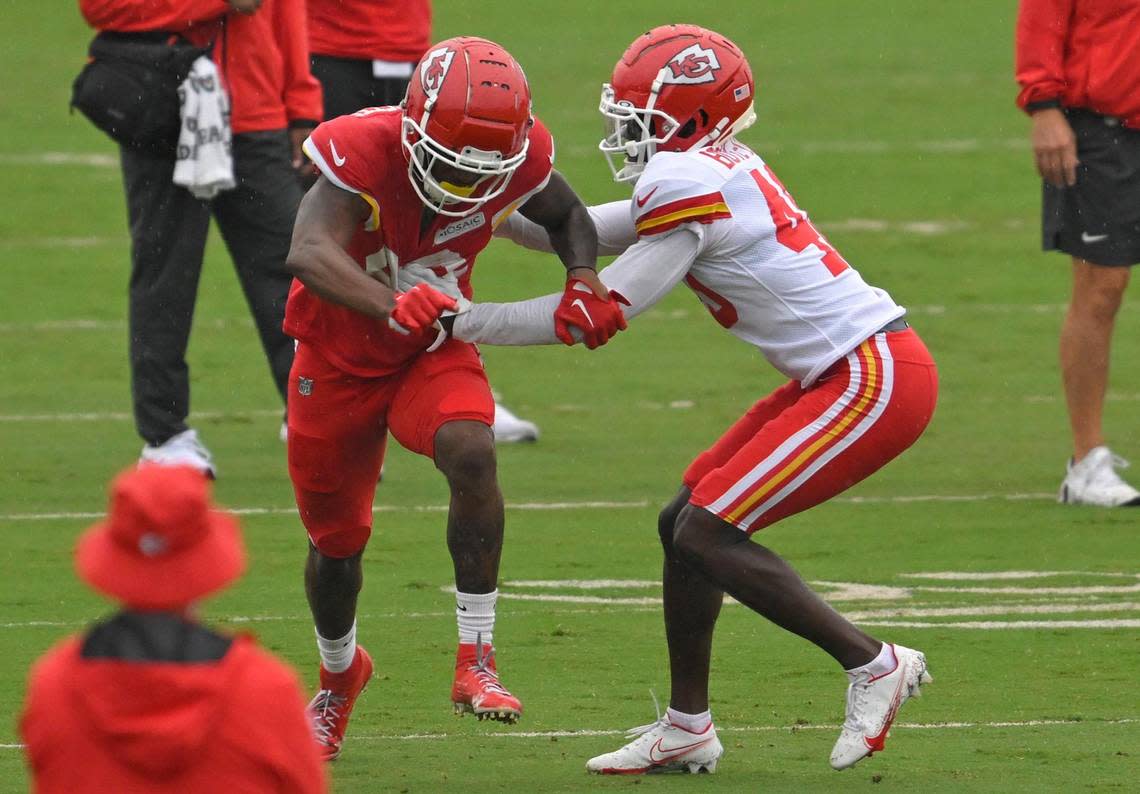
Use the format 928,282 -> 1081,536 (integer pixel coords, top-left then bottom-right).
285,177 -> 397,320
517,171 -> 603,291
496,200 -> 637,256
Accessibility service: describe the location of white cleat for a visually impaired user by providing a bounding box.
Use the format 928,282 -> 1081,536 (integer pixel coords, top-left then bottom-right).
492,402 -> 539,444
1058,446 -> 1140,507
139,428 -> 216,479
830,643 -> 931,770
586,716 -> 723,775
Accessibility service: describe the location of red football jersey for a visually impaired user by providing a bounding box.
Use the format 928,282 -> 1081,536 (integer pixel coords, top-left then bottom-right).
288,108 -> 555,376
308,0 -> 431,63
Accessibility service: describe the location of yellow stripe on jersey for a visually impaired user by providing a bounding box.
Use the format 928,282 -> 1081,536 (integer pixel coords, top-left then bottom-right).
635,201 -> 731,234
724,341 -> 880,523
492,199 -> 524,230
360,192 -> 381,232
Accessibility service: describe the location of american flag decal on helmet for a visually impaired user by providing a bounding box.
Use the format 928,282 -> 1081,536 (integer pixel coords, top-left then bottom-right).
734,84 -> 751,102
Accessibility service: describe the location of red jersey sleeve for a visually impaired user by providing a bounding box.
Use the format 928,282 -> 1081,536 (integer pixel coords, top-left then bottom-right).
632,171 -> 731,238
302,109 -> 401,231
79,0 -> 230,31
1015,0 -> 1074,111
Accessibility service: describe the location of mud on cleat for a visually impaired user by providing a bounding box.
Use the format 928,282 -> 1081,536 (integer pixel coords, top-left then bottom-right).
451,635 -> 522,723
586,713 -> 723,775
307,646 -> 374,761
830,643 -> 932,770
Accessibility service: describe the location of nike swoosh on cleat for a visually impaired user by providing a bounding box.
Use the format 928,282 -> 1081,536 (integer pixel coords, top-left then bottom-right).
1081,232 -> 1109,244
862,671 -> 909,752
647,736 -> 713,764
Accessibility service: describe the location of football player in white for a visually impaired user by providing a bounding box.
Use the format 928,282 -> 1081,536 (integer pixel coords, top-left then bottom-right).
443,24 -> 938,774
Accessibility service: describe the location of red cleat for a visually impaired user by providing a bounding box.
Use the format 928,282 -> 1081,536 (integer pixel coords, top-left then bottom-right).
307,646 -> 373,761
451,639 -> 522,723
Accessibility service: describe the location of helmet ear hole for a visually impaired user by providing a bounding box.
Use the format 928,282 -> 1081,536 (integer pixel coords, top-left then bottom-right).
677,117 -> 697,139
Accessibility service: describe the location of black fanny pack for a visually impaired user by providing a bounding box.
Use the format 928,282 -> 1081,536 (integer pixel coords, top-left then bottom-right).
70,31 -> 210,152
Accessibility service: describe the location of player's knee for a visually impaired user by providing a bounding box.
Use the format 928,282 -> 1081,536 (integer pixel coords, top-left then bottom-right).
435,422 -> 497,489
309,525 -> 371,559
672,512 -> 712,569
657,502 -> 683,555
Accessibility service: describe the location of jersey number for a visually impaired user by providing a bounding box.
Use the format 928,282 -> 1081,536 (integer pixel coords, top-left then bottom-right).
750,166 -> 849,277
685,274 -> 739,329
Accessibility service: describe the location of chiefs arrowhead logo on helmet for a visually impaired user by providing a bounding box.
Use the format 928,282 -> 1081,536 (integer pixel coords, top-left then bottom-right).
420,46 -> 455,99
663,44 -> 721,85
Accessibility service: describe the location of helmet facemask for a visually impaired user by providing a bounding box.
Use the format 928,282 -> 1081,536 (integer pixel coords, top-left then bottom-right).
598,83 -> 682,183
402,114 -> 530,217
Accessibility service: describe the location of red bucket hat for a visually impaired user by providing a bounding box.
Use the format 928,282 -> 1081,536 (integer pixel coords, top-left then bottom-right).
76,465 -> 246,610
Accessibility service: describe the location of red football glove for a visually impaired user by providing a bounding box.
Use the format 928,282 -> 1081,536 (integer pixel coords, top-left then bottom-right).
553,278 -> 631,349
388,283 -> 458,336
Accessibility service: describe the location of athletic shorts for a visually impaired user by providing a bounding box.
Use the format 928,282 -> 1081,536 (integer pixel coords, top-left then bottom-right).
287,339 -> 494,557
685,327 -> 937,534
310,55 -> 411,120
1043,109 -> 1140,266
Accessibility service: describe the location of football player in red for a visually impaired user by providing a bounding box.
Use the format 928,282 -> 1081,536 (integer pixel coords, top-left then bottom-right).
447,25 -> 937,774
283,36 -> 626,760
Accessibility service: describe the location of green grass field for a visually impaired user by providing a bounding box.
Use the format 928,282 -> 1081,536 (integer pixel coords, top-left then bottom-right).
2,1 -> 1138,791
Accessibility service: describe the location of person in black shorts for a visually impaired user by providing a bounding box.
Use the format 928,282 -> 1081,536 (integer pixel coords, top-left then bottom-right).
1016,0 -> 1140,506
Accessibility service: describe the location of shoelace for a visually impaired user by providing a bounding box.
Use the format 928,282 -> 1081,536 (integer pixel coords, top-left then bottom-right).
842,674 -> 874,731
465,634 -> 510,696
623,690 -> 669,740
308,689 -> 346,743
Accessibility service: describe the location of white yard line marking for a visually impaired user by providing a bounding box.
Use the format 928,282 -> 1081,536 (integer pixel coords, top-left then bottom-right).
861,619 -> 1140,629
915,583 -> 1140,596
0,409 -> 282,423
2,716 -> 1136,750
0,236 -> 122,249
844,602 -> 1140,620
0,152 -> 118,167
506,579 -> 658,589
900,571 -> 1130,580
0,500 -> 650,522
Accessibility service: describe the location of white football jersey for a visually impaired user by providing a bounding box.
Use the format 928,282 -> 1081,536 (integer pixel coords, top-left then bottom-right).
629,140 -> 904,385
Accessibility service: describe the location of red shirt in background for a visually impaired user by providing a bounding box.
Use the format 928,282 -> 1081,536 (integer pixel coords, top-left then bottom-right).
307,0 -> 431,62
79,0 -> 323,134
21,634 -> 325,794
1015,0 -> 1140,128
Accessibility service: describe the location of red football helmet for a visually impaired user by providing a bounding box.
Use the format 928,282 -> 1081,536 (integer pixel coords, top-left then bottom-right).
402,37 -> 534,216
599,25 -> 756,182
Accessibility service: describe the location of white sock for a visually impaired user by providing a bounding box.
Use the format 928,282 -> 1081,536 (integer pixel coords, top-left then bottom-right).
316,621 -> 357,674
845,642 -> 897,678
667,707 -> 712,733
456,589 -> 497,646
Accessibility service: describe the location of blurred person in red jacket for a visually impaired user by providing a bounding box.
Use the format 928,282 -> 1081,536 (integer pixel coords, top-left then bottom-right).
78,0 -> 323,477
1016,0 -> 1140,506
19,464 -> 325,793
305,0 -> 540,444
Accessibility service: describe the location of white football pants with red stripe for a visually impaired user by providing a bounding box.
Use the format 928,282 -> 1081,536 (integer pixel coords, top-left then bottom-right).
686,328 -> 937,533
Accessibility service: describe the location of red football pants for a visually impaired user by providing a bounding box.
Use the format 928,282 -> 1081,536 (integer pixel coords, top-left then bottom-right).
686,328 -> 937,533
287,340 -> 494,557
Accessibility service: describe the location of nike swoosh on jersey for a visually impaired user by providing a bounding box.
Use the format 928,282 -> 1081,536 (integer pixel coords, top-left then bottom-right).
635,186 -> 660,207
1081,232 -> 1109,243
647,735 -> 714,764
330,139 -> 347,167
571,298 -> 595,327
